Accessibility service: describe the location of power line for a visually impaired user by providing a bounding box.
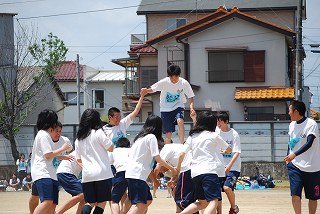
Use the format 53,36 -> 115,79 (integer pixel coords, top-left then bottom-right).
16,0 -> 182,20
84,21 -> 145,65
303,63 -> 320,80
0,0 -> 48,5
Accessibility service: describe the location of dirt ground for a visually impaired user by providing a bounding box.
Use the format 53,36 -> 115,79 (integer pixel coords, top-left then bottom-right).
0,188 -> 312,214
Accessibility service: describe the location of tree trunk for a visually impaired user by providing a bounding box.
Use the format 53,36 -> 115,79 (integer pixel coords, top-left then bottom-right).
9,133 -> 19,162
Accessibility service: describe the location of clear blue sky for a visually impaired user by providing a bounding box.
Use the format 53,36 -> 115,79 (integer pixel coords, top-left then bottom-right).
1,0 -> 319,109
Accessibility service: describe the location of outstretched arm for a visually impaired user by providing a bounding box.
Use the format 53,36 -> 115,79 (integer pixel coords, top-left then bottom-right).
141,87 -> 154,94
128,89 -> 147,121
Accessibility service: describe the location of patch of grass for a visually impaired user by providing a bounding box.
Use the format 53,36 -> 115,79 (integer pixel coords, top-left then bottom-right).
274,180 -> 290,188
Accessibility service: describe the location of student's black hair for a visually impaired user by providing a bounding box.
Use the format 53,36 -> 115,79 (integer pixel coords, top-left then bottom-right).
36,109 -> 58,130
108,107 -> 121,117
158,137 -> 165,150
217,111 -> 229,123
77,109 -> 102,140
189,110 -> 217,136
55,121 -> 63,128
134,115 -> 162,144
167,64 -> 181,76
116,137 -> 130,148
290,100 -> 306,116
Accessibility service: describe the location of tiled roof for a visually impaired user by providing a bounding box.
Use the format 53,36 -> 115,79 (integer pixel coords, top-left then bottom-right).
54,61 -> 84,81
147,6 -> 294,45
176,7 -> 295,40
129,44 -> 157,53
234,87 -> 295,101
310,109 -> 319,118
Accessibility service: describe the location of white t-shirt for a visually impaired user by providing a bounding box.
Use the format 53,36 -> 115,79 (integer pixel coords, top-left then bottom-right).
289,118 -> 320,172
102,115 -> 133,146
150,77 -> 195,112
109,148 -> 131,172
31,130 -> 57,181
160,143 -> 191,173
56,151 -> 82,177
125,134 -> 159,181
75,129 -> 113,182
183,131 -> 229,178
216,128 -> 241,172
52,136 -> 73,169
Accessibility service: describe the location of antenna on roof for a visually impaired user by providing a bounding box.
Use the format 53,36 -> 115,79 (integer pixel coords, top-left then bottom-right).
222,4 -> 227,10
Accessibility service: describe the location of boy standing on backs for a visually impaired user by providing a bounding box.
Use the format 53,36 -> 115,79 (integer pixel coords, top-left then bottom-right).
142,64 -> 195,144
216,112 -> 241,214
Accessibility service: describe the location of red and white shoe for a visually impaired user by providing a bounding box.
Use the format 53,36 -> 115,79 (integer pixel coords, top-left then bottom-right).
229,205 -> 239,214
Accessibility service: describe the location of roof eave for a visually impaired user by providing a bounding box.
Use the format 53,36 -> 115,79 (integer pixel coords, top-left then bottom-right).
137,6 -> 297,15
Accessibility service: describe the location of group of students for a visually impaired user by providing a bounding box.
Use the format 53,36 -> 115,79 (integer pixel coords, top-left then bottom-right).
6,172 -> 32,191
28,62 -> 319,214
28,64 -> 243,214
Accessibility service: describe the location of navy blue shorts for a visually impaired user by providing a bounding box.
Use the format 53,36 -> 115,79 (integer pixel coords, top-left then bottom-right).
193,173 -> 221,201
127,178 -> 152,204
175,170 -> 195,210
31,182 -> 38,196
57,173 -> 83,196
112,171 -> 128,203
161,107 -> 184,133
82,178 -> 112,203
34,178 -> 59,204
287,162 -> 320,200
220,171 -> 240,191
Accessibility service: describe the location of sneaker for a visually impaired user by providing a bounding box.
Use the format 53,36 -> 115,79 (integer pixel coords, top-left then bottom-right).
229,205 -> 239,214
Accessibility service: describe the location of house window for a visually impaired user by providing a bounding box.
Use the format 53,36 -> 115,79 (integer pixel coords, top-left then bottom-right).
140,66 -> 158,88
246,106 -> 274,121
92,89 -> 104,109
166,18 -> 187,31
207,50 -> 265,82
65,92 -> 84,105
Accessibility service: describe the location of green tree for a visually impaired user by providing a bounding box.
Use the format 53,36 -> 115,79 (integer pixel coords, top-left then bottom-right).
0,30 -> 68,162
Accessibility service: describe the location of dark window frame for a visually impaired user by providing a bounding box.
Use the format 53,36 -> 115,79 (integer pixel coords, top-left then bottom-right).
246,106 -> 274,121
92,89 -> 105,109
207,50 -> 265,83
65,92 -> 84,105
166,18 -> 187,31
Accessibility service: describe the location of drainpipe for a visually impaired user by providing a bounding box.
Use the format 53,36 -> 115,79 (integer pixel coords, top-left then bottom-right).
177,39 -> 190,81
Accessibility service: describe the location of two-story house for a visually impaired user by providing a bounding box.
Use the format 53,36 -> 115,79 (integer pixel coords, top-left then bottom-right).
114,0 -> 308,121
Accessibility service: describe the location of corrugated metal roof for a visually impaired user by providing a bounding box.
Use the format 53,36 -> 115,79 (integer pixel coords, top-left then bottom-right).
88,70 -> 125,82
235,87 -> 295,101
138,0 -> 298,14
54,61 -> 84,81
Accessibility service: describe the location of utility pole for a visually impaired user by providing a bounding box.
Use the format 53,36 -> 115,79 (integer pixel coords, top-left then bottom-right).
295,0 -> 303,101
76,54 -> 81,123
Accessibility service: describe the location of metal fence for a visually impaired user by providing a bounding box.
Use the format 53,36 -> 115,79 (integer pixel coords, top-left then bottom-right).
1,121 -> 319,165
